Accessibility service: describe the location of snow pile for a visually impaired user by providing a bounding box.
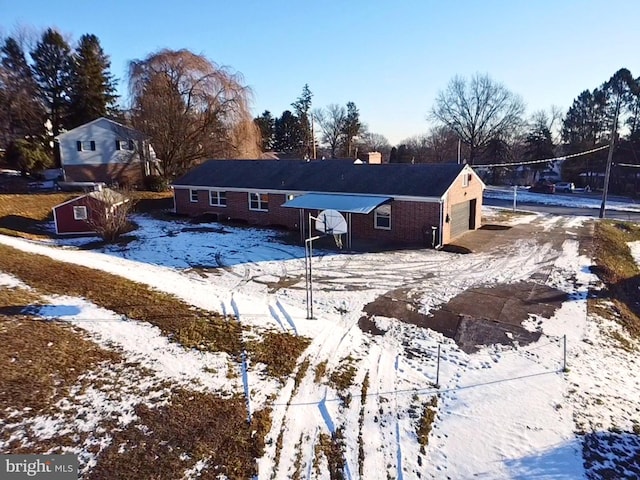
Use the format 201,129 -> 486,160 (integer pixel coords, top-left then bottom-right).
629,241 -> 640,267
33,296 -> 237,393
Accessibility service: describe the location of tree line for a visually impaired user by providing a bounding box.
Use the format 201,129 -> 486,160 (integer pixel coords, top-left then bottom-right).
395,70 -> 640,193
0,28 -> 117,172
253,85 -> 391,160
0,27 -> 259,179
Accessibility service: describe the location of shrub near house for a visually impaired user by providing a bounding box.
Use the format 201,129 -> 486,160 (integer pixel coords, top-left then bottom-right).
52,188 -> 131,239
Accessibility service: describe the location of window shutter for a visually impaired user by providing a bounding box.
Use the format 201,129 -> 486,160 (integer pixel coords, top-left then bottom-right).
76,141 -> 82,151
90,141 -> 96,151
115,140 -> 121,150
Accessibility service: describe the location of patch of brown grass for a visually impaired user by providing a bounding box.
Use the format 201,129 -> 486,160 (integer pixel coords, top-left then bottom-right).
329,357 -> 358,392
314,360 -> 328,383
90,389 -> 261,480
0,244 -> 243,356
247,331 -> 311,380
592,221 -> 640,338
0,288 -> 120,418
0,193 -> 75,238
315,428 -> 346,480
358,373 -> 369,477
416,396 -> 438,453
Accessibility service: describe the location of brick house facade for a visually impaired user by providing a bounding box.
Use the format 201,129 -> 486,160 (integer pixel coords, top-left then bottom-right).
172,160 -> 484,249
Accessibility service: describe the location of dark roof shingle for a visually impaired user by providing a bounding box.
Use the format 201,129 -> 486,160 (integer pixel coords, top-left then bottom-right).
172,159 -> 466,197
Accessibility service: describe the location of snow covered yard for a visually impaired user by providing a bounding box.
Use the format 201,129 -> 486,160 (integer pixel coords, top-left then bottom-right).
1,209 -> 639,479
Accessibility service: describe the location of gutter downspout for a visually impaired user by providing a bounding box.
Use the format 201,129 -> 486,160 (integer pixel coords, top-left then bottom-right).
435,199 -> 444,250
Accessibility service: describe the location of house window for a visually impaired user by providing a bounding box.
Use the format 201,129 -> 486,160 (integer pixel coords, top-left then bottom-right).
374,204 -> 391,230
249,192 -> 268,211
73,206 -> 88,221
76,140 -> 96,151
209,190 -> 227,206
190,189 -> 199,203
116,139 -> 135,150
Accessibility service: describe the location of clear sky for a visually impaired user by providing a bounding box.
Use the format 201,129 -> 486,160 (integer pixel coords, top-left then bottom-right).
2,0 -> 639,144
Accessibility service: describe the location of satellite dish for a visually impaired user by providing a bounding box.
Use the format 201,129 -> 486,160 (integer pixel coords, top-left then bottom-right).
315,209 -> 348,235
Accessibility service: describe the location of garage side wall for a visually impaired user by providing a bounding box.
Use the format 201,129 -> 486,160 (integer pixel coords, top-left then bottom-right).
349,200 -> 441,248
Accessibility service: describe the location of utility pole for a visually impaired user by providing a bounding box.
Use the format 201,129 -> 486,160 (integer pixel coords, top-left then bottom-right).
457,139 -> 461,164
599,101 -> 620,219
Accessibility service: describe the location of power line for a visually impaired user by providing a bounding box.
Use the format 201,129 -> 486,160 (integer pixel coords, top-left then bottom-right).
616,163 -> 640,168
473,145 -> 609,168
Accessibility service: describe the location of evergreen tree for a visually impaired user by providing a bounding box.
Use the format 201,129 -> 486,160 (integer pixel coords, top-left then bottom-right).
291,84 -> 313,156
273,110 -> 304,153
561,89 -> 607,148
254,110 -> 275,151
524,125 -> 554,180
341,101 -> 361,157
68,34 -> 117,128
0,37 -> 46,147
31,28 -> 73,137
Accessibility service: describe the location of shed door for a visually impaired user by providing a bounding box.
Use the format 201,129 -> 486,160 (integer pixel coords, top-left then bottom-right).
450,201 -> 472,238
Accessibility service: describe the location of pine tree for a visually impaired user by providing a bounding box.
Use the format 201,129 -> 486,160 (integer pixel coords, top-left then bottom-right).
68,34 -> 118,128
31,28 -> 73,137
274,110 -> 304,153
0,37 -> 46,146
291,84 -> 313,157
341,101 -> 361,157
254,110 -> 275,151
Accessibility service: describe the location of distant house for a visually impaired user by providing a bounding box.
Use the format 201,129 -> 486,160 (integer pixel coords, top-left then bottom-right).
56,117 -> 159,187
52,187 -> 129,235
172,159 -> 485,249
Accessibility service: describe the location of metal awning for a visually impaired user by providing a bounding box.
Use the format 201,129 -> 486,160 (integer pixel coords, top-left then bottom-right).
282,193 -> 391,214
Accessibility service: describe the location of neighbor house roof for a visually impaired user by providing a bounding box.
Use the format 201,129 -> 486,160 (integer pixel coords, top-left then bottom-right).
172,159 -> 468,198
55,117 -> 146,140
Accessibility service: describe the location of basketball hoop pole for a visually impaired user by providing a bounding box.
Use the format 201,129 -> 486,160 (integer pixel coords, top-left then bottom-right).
305,213 -> 322,319
304,209 -> 348,320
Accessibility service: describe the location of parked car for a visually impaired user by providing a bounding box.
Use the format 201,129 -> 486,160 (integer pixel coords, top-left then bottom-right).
529,179 -> 556,194
555,182 -> 575,193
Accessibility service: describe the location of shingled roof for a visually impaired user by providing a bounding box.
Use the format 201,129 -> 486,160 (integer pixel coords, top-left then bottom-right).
172,159 -> 467,198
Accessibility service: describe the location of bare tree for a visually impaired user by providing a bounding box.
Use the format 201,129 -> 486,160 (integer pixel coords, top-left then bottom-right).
430,73 -> 525,165
314,104 -> 346,158
84,189 -> 135,243
128,49 -> 260,180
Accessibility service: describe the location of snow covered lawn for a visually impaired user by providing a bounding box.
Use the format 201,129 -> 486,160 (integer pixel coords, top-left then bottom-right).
1,210 -> 639,479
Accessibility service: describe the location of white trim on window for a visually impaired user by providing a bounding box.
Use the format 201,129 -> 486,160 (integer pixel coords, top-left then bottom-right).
117,139 -> 135,151
248,192 -> 268,211
190,189 -> 199,203
374,204 -> 391,230
73,205 -> 88,221
462,173 -> 470,187
209,190 -> 227,207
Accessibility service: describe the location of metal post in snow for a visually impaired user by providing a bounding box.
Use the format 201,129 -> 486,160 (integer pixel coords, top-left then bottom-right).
562,335 -> 567,372
436,344 -> 441,388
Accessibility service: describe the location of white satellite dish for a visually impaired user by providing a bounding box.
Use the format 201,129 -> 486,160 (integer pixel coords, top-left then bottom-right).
315,209 -> 348,235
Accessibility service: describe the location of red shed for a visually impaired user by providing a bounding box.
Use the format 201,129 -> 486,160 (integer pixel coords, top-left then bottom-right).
52,188 -> 128,235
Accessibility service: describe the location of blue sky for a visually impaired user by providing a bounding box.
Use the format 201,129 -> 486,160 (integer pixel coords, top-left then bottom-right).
2,0 -> 639,144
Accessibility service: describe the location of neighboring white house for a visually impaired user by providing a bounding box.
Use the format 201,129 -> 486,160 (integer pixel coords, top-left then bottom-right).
56,117 -> 159,187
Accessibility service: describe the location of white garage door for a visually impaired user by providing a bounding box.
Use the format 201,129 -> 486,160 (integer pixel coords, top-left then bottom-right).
450,201 -> 472,238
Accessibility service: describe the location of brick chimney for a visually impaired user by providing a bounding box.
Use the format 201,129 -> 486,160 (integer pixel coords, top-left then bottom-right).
367,152 -> 382,164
